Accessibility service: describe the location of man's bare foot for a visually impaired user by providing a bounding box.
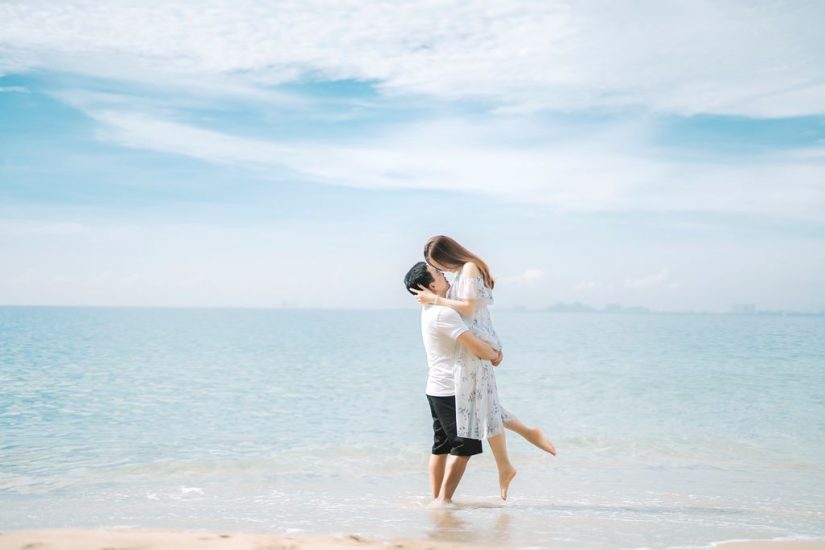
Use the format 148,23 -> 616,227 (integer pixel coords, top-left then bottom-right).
528,428 -> 557,456
499,467 -> 517,500
428,497 -> 455,509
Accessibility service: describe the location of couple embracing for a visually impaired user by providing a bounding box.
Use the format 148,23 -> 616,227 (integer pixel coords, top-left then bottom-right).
404,235 -> 556,506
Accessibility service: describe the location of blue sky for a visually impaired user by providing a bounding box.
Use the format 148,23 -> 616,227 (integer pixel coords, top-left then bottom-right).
1,1 -> 824,311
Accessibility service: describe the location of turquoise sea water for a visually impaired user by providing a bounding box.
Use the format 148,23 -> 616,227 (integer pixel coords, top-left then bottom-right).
1,307 -> 824,549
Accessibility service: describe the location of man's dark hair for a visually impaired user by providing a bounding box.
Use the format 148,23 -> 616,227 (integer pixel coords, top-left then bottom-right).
404,261 -> 434,295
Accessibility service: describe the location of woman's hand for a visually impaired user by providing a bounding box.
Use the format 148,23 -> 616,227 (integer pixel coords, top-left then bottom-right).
410,285 -> 437,305
491,349 -> 504,367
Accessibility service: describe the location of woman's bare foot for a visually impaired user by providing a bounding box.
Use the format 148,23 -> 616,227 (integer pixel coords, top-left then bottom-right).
499,467 -> 517,500
527,428 -> 557,455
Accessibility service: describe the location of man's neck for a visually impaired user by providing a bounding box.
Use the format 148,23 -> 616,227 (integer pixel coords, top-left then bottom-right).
423,294 -> 448,308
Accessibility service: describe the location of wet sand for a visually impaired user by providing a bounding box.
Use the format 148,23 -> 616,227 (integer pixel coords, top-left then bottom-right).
679,539 -> 825,550
0,529 -> 489,549
3,530 -> 825,549
712,541 -> 825,550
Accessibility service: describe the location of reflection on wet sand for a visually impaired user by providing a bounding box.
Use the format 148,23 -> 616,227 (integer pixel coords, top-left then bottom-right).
427,507 -> 512,547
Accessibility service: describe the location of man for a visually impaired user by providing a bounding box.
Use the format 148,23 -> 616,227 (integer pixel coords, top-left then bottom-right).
404,261 -> 503,505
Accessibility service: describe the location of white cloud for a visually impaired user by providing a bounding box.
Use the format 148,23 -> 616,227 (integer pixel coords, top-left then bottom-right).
91,110 -> 297,166
625,268 -> 677,289
0,221 -> 429,308
2,219 -> 823,310
502,268 -> 544,284
0,221 -> 88,235
5,3 -> 823,222
84,108 -> 653,203
1,1 -> 824,117
81,108 -> 825,217
574,280 -> 596,291
0,85 -> 28,93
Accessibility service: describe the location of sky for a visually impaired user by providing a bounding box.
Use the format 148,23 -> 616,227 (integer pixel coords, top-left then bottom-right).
1,1 -> 824,311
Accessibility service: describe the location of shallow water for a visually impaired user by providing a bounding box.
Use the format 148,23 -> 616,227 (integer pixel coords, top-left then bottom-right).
2,307 -> 824,548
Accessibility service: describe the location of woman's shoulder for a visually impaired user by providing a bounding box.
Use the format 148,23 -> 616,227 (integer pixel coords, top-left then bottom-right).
459,262 -> 490,289
460,261 -> 481,278
455,262 -> 494,304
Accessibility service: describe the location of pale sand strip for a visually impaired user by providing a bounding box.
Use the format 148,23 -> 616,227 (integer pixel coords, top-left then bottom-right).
0,529 -> 487,550
712,542 -> 825,550
2,530 -> 823,549
676,540 -> 825,550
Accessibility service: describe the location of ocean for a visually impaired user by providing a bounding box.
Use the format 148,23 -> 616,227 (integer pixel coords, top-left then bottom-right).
1,307 -> 824,549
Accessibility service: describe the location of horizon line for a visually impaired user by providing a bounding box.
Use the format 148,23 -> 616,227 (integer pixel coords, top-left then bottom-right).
1,304 -> 823,316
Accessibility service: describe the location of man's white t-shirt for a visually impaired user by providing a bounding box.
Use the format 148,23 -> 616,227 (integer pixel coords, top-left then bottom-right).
421,304 -> 468,396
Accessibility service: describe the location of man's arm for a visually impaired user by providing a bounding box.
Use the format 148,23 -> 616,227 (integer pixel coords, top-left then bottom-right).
436,308 -> 503,364
457,331 -> 502,363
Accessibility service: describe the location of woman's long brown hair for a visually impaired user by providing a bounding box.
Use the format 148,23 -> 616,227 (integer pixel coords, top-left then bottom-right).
424,235 -> 495,289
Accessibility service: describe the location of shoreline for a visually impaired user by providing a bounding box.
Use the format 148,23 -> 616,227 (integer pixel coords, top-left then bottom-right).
676,539 -> 825,550
1,530 -> 824,550
0,529 -> 489,549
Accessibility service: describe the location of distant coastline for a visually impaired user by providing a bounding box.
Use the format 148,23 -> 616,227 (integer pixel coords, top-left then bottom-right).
513,302 -> 825,316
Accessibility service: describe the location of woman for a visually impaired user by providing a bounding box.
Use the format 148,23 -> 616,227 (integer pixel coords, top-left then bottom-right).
411,235 -> 556,500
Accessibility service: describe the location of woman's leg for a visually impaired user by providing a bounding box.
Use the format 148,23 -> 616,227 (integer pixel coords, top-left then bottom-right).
503,413 -> 557,455
487,430 -> 517,500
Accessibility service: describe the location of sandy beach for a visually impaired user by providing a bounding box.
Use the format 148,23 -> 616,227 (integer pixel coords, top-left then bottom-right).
711,542 -> 825,550
677,541 -> 825,550
0,529 -> 491,550
2,530 -> 824,550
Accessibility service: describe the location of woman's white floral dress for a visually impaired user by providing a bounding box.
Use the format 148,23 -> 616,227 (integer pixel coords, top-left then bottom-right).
449,270 -> 514,440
